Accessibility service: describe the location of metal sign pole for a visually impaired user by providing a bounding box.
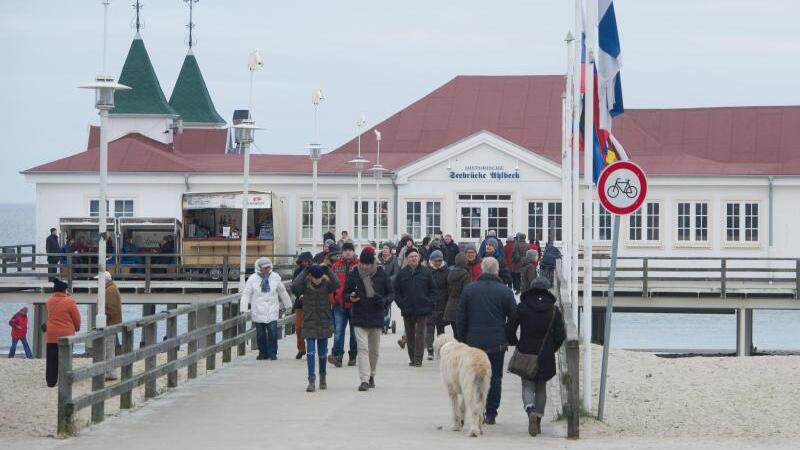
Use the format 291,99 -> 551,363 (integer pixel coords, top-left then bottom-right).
597,213 -> 620,421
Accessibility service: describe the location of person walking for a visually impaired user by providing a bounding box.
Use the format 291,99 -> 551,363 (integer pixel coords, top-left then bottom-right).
483,238 -> 512,287
393,247 -> 435,366
443,252 -> 470,341
344,246 -> 391,391
46,228 -> 60,280
291,251 -> 314,360
240,257 -> 292,360
397,237 -> 414,268
457,257 -> 516,425
292,263 -> 339,392
539,240 -> 562,284
377,242 -> 400,338
506,275 -> 566,436
519,250 -> 540,295
503,237 -> 515,290
45,279 -> 81,387
478,230 -> 499,257
511,233 -> 532,294
464,244 -> 483,282
440,234 -> 460,267
330,242 -> 359,367
8,307 -> 33,359
425,250 -> 448,359
97,271 -> 122,380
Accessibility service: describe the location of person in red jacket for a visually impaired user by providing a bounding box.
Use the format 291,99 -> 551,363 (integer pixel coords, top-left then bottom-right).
45,279 -> 81,387
503,237 -> 515,289
328,242 -> 359,367
464,244 -> 483,281
8,307 -> 32,359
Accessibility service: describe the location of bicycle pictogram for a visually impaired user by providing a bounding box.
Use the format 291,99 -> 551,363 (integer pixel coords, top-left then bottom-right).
606,177 -> 638,199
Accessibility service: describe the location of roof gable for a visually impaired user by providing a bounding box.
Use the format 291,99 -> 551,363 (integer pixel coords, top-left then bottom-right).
169,52 -> 225,125
112,36 -> 178,116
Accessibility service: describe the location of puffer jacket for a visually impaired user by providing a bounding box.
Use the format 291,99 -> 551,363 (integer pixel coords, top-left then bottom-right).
457,274 -> 517,351
331,257 -> 358,308
443,254 -> 470,323
292,267 -> 338,339
344,265 -> 392,329
430,262 -> 449,318
506,288 -> 566,382
240,267 -> 292,324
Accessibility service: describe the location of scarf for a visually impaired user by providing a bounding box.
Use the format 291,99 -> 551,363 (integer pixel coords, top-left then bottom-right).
258,271 -> 271,293
359,263 -> 378,299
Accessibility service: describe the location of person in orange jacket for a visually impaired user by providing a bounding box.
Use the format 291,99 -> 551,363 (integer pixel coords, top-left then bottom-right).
44,279 -> 81,387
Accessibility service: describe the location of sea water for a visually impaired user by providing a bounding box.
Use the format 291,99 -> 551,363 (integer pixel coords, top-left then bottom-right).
0,203 -> 797,353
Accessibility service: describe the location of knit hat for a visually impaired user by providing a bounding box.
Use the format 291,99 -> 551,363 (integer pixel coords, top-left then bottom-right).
307,264 -> 325,279
327,244 -> 341,257
342,242 -> 355,252
325,239 -> 335,247
404,246 -> 419,257
429,250 -> 443,262
360,246 -> 376,264
530,274 -> 552,291
485,238 -> 499,249
53,278 -> 68,292
464,243 -> 477,254
525,249 -> 538,262
297,251 -> 313,264
454,252 -> 467,268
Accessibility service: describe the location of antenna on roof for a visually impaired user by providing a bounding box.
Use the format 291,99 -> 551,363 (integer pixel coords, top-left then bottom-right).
132,0 -> 144,35
184,0 -> 199,50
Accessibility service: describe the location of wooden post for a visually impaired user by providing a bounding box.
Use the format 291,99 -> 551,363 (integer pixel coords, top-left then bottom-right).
140,305 -> 156,348
57,339 -> 74,436
90,335 -> 105,423
66,254 -> 74,292
720,258 -> 727,299
222,255 -> 229,294
167,303 -> 178,388
120,328 -> 134,409
145,255 -> 152,293
233,302 -> 245,356
16,245 -> 22,272
566,340 -> 580,439
642,257 -> 649,296
32,303 -> 46,358
187,310 -> 198,379
144,321 -> 157,398
206,305 -> 216,371
222,303 -> 232,363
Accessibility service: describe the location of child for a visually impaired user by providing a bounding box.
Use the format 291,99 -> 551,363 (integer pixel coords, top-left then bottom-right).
8,307 -> 32,359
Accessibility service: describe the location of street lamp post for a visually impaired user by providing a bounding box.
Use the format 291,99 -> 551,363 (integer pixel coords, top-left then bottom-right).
369,129 -> 387,244
310,89 -> 324,252
348,114 -> 368,245
79,0 -> 130,329
234,120 -> 260,292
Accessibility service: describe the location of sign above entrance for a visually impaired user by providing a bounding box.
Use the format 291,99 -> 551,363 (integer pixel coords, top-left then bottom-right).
597,161 -> 647,215
182,192 -> 272,210
449,165 -> 520,180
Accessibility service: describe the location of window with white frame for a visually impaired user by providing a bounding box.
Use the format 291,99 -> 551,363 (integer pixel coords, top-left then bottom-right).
301,200 -> 314,240
405,201 -> 440,240
528,201 -> 562,243
89,199 -> 134,218
580,202 -> 611,242
725,201 -> 759,243
353,200 -> 369,240
374,200 -> 389,241
676,201 -> 709,243
353,200 -> 389,242
321,201 -> 336,232
629,202 -> 660,242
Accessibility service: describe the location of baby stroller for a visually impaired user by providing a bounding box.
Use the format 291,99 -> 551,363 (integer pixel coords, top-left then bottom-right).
382,298 -> 397,334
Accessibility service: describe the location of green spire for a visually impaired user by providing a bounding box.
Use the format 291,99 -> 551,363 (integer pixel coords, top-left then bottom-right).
112,36 -> 178,116
169,51 -> 226,125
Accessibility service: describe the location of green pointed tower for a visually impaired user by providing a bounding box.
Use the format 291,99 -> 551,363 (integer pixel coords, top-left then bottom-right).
111,34 -> 178,116
169,50 -> 226,125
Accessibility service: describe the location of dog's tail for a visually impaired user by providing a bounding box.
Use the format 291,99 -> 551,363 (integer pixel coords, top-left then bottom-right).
472,355 -> 492,407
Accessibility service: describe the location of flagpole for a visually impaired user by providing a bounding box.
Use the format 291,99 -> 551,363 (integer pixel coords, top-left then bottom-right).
562,32 -> 574,306
571,0 -> 583,330
582,0 -> 596,412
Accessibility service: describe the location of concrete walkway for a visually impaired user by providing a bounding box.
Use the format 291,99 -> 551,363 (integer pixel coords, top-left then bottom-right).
35,320 -> 566,450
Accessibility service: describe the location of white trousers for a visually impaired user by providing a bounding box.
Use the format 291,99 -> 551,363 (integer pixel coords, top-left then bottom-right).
354,327 -> 381,383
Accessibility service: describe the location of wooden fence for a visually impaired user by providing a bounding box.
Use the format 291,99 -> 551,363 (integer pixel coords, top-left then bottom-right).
554,259 -> 580,439
56,293 -> 295,436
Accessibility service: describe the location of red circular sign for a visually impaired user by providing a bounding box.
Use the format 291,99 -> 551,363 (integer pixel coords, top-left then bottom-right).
597,161 -> 648,215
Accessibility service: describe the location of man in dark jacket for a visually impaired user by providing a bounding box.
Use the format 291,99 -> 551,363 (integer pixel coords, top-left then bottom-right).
539,241 -> 562,284
505,275 -> 566,436
457,257 -> 517,425
424,250 -> 448,359
344,246 -> 391,391
440,234 -> 460,267
393,247 -> 435,367
46,228 -> 60,280
483,238 -> 512,287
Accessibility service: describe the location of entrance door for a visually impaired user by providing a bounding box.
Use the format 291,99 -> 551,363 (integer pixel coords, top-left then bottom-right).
457,194 -> 512,243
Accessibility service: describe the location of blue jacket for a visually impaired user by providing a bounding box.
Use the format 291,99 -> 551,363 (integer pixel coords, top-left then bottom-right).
457,274 -> 517,351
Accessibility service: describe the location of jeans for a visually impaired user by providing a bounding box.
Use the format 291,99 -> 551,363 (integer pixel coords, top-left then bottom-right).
403,315 -> 429,364
522,378 -> 548,417
305,338 -> 328,379
354,327 -> 381,382
332,306 -> 357,357
8,337 -> 33,359
46,343 -> 59,387
255,321 -> 278,358
485,349 -> 507,418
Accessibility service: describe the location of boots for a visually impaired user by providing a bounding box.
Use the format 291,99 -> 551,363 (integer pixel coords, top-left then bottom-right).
397,335 -> 407,349
328,354 -> 343,368
368,376 -> 375,389
306,377 -> 316,393
527,412 -> 540,437
347,351 -> 357,367
319,374 -> 327,390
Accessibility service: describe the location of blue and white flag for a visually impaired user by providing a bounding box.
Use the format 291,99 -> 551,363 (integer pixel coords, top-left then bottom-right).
596,0 -> 624,130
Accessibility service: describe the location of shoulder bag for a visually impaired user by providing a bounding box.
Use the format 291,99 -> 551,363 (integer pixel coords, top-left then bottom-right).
507,307 -> 556,380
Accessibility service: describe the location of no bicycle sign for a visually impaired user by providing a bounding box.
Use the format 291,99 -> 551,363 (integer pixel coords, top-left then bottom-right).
597,161 -> 648,215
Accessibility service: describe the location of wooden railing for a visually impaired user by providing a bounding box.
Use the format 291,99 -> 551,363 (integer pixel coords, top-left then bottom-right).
554,259 -> 580,439
56,293 -> 295,436
0,243 -> 36,273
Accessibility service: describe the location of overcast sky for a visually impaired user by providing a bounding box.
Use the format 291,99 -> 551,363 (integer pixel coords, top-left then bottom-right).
1,0 -> 798,203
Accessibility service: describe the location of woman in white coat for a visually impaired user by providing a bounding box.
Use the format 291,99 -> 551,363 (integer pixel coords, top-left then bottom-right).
240,257 -> 293,360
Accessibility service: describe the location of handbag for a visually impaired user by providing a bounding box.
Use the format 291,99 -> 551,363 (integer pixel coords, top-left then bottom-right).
507,307 -> 556,379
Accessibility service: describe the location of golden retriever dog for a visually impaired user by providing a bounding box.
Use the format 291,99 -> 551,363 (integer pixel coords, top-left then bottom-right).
433,334 -> 492,437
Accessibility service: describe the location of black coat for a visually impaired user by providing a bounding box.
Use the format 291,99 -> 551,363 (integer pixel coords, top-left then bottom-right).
393,265 -> 435,317
431,263 -> 449,317
440,242 -> 459,267
344,266 -> 391,329
46,235 -> 60,258
506,288 -> 566,381
457,274 -> 517,351
292,268 -> 339,340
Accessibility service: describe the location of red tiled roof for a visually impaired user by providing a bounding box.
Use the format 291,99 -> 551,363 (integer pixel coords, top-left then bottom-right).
24,75 -> 800,176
